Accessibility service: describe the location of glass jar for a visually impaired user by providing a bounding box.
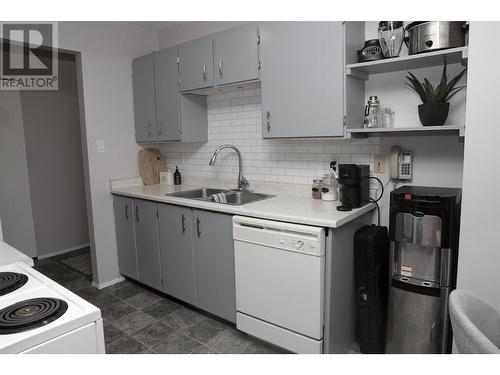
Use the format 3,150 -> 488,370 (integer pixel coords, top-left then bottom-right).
365,96 -> 382,128
382,108 -> 395,128
321,174 -> 338,202
378,21 -> 404,58
312,179 -> 322,199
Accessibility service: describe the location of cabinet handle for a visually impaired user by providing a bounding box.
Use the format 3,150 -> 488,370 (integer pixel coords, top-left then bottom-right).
125,204 -> 129,220
218,59 -> 223,78
202,63 -> 207,81
158,122 -> 163,137
196,218 -> 201,238
135,206 -> 139,222
266,111 -> 271,132
181,214 -> 186,234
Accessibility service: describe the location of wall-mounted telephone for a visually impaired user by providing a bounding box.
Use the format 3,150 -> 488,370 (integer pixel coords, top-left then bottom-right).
390,145 -> 413,180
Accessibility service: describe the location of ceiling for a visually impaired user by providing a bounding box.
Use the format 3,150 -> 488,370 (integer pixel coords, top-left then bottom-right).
130,22 -> 185,32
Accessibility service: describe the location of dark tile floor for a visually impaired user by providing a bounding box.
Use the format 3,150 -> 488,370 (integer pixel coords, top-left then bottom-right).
33,252 -> 287,354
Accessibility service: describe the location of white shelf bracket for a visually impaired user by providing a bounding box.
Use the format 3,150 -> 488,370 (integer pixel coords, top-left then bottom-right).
461,48 -> 469,66
345,68 -> 368,81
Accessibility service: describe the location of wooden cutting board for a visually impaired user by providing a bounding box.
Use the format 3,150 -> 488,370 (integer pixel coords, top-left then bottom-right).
138,148 -> 166,185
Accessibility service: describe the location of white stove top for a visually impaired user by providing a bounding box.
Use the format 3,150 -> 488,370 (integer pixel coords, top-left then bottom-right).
0,262 -> 101,353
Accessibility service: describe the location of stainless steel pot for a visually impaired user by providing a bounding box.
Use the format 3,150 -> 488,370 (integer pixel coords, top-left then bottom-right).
406,21 -> 466,55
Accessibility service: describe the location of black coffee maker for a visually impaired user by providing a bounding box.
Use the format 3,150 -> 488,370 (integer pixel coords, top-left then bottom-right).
336,163 -> 370,211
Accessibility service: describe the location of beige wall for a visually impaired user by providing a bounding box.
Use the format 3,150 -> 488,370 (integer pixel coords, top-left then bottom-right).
20,53 -> 89,257
457,21 -> 500,310
159,21 -> 244,48
0,90 -> 37,257
57,22 -> 158,286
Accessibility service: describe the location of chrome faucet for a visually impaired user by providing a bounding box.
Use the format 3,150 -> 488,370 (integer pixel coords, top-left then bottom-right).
209,144 -> 249,190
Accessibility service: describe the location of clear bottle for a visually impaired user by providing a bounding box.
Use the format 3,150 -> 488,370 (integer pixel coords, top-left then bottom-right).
312,179 -> 322,199
321,174 -> 339,202
382,108 -> 395,128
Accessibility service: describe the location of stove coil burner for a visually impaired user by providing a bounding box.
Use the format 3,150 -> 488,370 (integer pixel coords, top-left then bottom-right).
0,298 -> 68,334
0,272 -> 28,296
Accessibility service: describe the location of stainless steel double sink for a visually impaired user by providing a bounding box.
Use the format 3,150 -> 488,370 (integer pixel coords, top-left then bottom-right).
167,188 -> 274,206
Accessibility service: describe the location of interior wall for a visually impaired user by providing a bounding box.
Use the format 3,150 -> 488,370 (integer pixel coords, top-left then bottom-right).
20,53 -> 89,257
159,22 -> 245,49
0,89 -> 37,257
56,22 -> 159,286
456,22 -> 500,310
375,135 -> 464,227
163,87 -> 377,186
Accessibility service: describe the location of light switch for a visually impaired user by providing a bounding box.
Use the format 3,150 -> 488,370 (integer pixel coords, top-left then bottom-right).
374,155 -> 385,173
97,140 -> 105,153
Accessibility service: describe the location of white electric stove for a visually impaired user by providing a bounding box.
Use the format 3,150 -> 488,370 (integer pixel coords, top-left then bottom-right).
0,262 -> 105,353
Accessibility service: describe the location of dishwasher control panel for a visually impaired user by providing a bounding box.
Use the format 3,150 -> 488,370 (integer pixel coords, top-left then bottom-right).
233,216 -> 325,257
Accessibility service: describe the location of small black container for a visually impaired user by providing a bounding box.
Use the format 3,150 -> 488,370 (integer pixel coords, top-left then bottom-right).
418,103 -> 450,126
174,166 -> 181,185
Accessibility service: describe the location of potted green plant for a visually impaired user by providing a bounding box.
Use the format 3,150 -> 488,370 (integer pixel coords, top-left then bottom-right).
405,62 -> 467,126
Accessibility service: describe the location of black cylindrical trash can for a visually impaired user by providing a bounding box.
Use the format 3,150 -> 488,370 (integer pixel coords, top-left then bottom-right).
354,225 -> 390,353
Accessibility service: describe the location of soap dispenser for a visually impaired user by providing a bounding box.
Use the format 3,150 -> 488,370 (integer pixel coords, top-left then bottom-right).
174,166 -> 182,185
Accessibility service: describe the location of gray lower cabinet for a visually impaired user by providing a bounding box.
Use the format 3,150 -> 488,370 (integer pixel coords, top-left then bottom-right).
178,36 -> 214,92
112,196 -> 138,279
132,54 -> 156,142
112,197 -> 236,323
214,23 -> 260,86
158,204 -> 197,305
259,22 -> 345,138
133,199 -> 162,290
193,209 -> 236,323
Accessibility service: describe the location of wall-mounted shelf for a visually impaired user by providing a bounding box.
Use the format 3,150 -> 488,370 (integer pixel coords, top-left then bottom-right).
348,125 -> 465,137
346,47 -> 468,80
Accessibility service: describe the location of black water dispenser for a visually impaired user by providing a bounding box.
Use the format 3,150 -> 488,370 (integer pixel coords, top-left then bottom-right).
386,186 -> 461,354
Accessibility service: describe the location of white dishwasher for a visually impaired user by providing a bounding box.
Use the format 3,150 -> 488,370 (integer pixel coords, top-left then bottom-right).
233,216 -> 325,354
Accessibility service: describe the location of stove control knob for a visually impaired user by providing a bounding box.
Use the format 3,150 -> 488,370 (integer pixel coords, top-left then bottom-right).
296,240 -> 305,251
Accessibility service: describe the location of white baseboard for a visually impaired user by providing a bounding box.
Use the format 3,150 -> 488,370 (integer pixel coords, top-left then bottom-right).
37,243 -> 90,259
92,276 -> 125,290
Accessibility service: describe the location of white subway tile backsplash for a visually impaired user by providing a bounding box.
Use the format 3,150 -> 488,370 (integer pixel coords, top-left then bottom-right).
161,88 -> 380,186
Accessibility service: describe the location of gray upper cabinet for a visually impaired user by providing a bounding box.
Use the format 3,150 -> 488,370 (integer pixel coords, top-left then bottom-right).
112,196 -> 138,280
193,209 -> 236,323
134,199 -> 162,290
132,49 -> 208,143
259,22 -> 345,138
132,54 -> 156,142
158,204 -> 197,305
178,36 -> 214,92
214,23 -> 260,86
154,47 -> 181,141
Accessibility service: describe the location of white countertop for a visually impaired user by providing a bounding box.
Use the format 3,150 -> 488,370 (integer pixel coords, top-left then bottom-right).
111,181 -> 375,228
0,241 -> 34,267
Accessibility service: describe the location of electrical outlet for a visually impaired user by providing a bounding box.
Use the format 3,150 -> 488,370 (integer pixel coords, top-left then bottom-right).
97,140 -> 105,153
374,155 -> 385,173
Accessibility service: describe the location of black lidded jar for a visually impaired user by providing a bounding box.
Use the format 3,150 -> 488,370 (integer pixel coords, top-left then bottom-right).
174,166 -> 181,185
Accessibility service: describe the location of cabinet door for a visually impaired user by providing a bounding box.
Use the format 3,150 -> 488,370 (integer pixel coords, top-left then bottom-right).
259,22 -> 345,138
178,36 -> 214,92
134,199 -> 162,290
158,204 -> 197,305
132,54 -> 157,142
214,23 -> 259,86
193,210 -> 236,323
154,48 -> 181,141
112,196 -> 137,279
